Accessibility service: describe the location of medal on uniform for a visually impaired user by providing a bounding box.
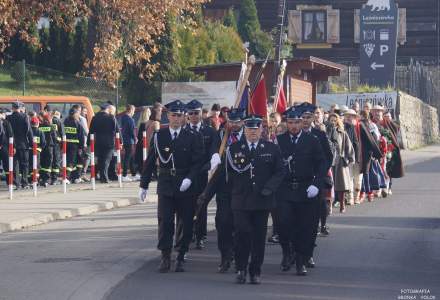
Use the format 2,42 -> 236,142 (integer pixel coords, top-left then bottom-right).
170,167 -> 176,176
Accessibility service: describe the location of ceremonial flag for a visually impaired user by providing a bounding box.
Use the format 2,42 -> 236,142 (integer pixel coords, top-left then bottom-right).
276,83 -> 287,114
250,76 -> 267,117
238,85 -> 250,114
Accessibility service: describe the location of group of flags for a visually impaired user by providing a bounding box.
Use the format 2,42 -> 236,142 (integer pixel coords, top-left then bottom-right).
237,66 -> 287,117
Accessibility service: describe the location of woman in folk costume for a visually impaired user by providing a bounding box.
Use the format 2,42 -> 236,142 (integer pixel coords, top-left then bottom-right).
327,113 -> 355,213
359,110 -> 387,202
371,105 -> 404,196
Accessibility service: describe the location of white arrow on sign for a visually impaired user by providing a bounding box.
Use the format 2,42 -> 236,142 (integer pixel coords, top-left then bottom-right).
371,62 -> 385,70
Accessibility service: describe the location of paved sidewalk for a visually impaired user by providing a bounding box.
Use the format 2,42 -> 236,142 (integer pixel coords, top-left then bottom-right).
0,181 -> 157,234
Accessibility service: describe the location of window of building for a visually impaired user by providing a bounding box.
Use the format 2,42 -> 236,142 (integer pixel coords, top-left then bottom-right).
302,10 -> 327,43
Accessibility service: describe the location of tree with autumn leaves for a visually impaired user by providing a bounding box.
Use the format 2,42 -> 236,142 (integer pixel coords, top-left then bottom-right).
0,0 -> 206,85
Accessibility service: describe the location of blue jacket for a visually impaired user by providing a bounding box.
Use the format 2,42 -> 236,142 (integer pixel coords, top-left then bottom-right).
120,114 -> 136,145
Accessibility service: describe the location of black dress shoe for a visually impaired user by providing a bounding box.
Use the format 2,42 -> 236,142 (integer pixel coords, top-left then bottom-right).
235,271 -> 247,284
158,255 -> 171,273
175,259 -> 185,272
195,239 -> 204,250
267,234 -> 279,244
320,226 -> 330,236
306,257 -> 315,268
249,275 -> 261,284
218,258 -> 231,273
295,255 -> 307,276
280,254 -> 291,272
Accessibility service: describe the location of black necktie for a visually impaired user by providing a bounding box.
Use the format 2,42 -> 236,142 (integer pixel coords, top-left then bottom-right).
192,125 -> 197,132
173,131 -> 178,140
291,135 -> 297,144
250,143 -> 256,158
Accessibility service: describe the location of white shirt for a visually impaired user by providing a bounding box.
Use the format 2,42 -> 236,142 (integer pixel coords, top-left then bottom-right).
169,127 -> 182,140
189,122 -> 201,132
247,140 -> 259,151
290,130 -> 303,144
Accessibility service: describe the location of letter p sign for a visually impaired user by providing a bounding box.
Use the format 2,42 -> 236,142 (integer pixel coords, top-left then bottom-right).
380,45 -> 389,56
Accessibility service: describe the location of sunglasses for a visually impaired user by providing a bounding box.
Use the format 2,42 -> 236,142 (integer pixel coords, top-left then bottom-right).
187,111 -> 200,116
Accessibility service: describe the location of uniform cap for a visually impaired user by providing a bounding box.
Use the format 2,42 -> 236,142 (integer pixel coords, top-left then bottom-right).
297,102 -> 317,116
243,115 -> 263,128
12,100 -> 24,109
283,106 -> 303,120
228,108 -> 246,122
186,99 -> 203,111
165,100 -> 186,114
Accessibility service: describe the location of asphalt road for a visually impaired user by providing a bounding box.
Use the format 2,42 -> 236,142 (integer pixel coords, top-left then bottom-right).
0,156 -> 439,300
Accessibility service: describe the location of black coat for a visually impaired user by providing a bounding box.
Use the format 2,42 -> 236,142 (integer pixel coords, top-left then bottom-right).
310,127 -> 334,171
0,119 -> 13,148
6,112 -> 33,149
31,127 -> 46,151
140,127 -> 204,197
359,121 -> 383,174
88,111 -> 119,149
276,131 -> 326,202
227,139 -> 285,210
344,123 -> 361,163
186,123 -> 220,172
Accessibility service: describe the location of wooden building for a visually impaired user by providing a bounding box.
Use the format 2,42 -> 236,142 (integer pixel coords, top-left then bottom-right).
204,0 -> 439,64
189,57 -> 344,105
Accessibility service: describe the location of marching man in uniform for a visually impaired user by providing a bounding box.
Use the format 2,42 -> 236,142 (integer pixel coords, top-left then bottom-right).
139,100 -> 204,273
226,115 -> 285,284
275,107 -> 326,276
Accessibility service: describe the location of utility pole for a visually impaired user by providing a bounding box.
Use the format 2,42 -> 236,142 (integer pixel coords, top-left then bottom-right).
271,0 -> 287,103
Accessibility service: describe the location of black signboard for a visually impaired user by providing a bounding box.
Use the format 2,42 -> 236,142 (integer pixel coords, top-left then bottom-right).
360,0 -> 399,88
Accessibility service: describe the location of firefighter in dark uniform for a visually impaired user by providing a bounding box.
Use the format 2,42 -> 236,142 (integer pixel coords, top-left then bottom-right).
139,100 -> 204,273
39,113 -> 58,187
225,115 -> 285,284
46,106 -> 64,185
196,107 -> 246,273
0,108 -> 14,184
276,107 -> 326,276
64,108 -> 85,183
29,116 -> 46,183
6,101 -> 33,189
298,102 -> 334,268
183,99 -> 221,249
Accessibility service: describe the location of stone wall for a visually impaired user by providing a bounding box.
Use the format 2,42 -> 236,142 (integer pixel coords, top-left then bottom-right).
397,91 -> 440,149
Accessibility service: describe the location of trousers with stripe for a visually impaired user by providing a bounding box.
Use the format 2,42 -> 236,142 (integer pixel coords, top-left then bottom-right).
66,143 -> 81,181
40,146 -> 53,184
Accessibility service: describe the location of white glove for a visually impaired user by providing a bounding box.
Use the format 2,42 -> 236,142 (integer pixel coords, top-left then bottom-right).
138,188 -> 148,202
179,178 -> 192,192
307,185 -> 319,198
210,153 -> 221,171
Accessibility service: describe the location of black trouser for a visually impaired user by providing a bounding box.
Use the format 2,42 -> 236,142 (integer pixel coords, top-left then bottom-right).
194,172 -> 208,241
122,144 -> 136,177
14,148 -> 29,187
215,191 -> 234,258
51,143 -> 61,181
40,146 -> 53,184
276,200 -> 318,258
0,147 -> 9,183
319,194 -> 330,228
66,143 -> 80,181
96,147 -> 113,182
233,210 -> 269,276
158,193 -> 195,254
108,155 -> 118,180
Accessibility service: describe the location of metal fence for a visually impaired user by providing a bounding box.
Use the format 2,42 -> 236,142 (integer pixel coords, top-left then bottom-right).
326,59 -> 440,107
0,59 -> 125,109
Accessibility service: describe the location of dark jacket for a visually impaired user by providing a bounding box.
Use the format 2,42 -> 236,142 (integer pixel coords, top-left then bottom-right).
186,123 -> 220,172
39,121 -> 57,148
6,111 -> 33,149
344,123 -> 361,163
0,119 -> 13,148
140,127 -> 204,197
359,121 -> 383,174
64,117 -> 85,149
52,116 -> 64,143
88,111 -> 119,149
310,127 -> 334,171
276,131 -> 326,202
120,113 -> 136,145
31,127 -> 46,152
227,139 -> 285,210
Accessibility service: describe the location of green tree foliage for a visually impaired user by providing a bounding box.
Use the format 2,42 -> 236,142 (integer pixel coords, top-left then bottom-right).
6,25 -> 38,64
48,23 -> 62,70
59,28 -> 75,73
72,19 -> 88,74
223,8 -> 238,31
237,0 -> 273,59
35,28 -> 51,68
